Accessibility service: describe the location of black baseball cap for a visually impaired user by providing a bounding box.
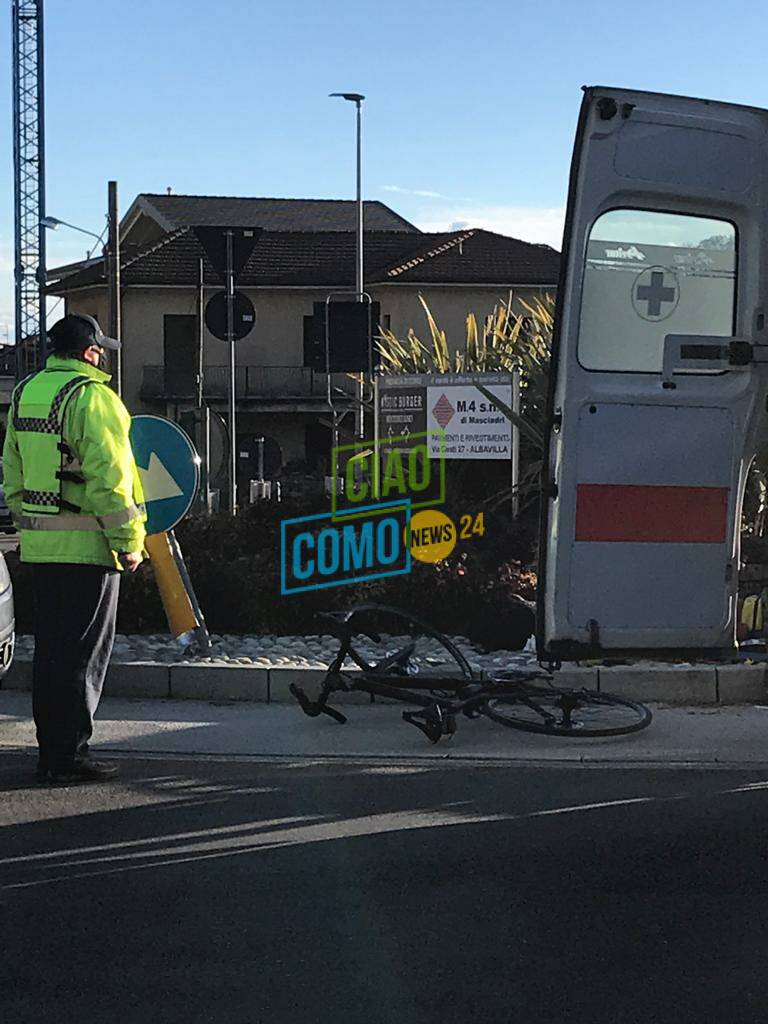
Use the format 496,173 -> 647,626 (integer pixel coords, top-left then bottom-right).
47,313 -> 121,353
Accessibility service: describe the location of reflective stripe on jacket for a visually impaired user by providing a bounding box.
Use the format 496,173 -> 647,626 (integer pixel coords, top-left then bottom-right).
2,356 -> 147,569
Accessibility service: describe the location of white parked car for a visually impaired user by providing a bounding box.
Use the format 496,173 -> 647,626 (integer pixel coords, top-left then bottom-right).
0,552 -> 14,679
0,460 -> 14,534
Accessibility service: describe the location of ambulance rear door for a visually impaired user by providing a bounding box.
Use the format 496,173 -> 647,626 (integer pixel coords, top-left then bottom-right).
539,86 -> 768,660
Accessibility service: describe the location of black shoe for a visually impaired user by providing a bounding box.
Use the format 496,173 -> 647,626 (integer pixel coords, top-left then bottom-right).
49,759 -> 119,785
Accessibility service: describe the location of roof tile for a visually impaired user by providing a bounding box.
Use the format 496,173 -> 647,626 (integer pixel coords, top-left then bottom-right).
48,227 -> 560,293
138,194 -> 418,233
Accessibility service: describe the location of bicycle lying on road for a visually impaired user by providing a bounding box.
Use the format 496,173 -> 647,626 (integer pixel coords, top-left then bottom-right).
291,603 -> 652,743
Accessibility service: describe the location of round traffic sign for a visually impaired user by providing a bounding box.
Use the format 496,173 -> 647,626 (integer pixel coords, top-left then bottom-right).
204,291 -> 256,341
130,415 -> 200,535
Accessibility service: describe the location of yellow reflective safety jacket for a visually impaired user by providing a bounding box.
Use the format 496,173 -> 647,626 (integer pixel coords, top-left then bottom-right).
2,356 -> 146,569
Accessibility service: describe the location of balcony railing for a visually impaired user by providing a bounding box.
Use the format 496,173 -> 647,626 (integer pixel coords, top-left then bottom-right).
140,365 -> 357,401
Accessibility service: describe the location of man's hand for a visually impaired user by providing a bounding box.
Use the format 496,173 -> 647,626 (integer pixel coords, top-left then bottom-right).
117,551 -> 143,573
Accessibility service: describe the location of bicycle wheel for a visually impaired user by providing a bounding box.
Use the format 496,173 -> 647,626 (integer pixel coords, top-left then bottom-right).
484,686 -> 652,737
338,603 -> 476,685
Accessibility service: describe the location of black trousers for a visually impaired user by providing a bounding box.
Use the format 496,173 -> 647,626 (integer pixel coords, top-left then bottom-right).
32,563 -> 120,771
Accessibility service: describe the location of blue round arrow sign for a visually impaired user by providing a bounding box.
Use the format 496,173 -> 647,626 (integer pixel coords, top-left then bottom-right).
130,415 -> 200,535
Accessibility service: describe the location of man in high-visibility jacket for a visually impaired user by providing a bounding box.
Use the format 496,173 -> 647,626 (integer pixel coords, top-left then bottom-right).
3,313 -> 146,784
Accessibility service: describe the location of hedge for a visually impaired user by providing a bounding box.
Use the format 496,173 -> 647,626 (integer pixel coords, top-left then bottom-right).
6,477 -> 538,651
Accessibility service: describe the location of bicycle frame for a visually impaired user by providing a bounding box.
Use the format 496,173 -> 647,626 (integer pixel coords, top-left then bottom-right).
290,605 -> 546,740
290,604 -> 652,742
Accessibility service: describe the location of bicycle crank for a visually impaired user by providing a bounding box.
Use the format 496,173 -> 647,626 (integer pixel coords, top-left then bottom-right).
402,705 -> 456,743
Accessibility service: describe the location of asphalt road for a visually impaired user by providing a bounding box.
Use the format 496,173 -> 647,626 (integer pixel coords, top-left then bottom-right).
3,752 -> 768,1024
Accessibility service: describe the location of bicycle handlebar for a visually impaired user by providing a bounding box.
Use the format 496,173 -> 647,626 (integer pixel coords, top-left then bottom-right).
289,683 -> 347,725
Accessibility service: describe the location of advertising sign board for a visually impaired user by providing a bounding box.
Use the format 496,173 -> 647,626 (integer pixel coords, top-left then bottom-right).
377,372 -> 513,459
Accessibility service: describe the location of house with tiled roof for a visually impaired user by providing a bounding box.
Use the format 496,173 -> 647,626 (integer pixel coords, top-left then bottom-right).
47,193 -> 559,490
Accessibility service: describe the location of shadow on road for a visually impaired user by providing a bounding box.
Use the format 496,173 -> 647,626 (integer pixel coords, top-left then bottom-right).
3,752 -> 768,1023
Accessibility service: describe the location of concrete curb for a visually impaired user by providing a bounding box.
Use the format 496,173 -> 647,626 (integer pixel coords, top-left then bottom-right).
108,662 -> 170,699
2,656 -> 767,707
597,666 -> 718,705
716,664 -> 768,705
170,664 -> 268,702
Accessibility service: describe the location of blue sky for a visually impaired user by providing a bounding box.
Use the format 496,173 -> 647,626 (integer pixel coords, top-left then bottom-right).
0,0 -> 763,337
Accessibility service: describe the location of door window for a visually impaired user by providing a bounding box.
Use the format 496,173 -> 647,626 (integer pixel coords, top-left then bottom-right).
578,210 -> 737,372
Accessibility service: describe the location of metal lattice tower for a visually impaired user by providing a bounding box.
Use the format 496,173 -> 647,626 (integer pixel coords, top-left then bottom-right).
12,0 -> 47,378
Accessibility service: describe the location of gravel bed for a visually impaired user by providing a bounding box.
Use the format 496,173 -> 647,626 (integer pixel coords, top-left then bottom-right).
12,633 -> 535,675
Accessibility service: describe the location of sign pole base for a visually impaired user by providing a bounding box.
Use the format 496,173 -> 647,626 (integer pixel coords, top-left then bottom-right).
168,529 -> 211,653
145,532 -> 211,652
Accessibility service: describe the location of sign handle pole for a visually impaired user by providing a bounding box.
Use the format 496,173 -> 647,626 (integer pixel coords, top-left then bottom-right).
145,531 -> 203,647
196,257 -> 210,511
204,405 -> 212,512
226,229 -> 237,515
196,256 -> 205,409
373,373 -> 380,500
354,97 -> 365,444
168,529 -> 211,653
511,367 -> 521,519
256,435 -> 264,481
323,296 -> 340,493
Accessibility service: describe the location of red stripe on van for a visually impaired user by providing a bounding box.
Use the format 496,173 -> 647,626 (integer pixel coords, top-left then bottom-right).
575,484 -> 729,543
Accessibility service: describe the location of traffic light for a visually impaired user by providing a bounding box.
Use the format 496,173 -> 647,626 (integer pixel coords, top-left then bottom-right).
304,301 -> 380,373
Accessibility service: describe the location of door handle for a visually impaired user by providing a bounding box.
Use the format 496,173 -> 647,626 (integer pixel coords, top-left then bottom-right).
662,334 -> 754,384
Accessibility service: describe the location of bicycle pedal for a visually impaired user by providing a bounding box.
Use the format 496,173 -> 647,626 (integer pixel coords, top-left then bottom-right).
402,707 -> 455,743
402,710 -> 442,743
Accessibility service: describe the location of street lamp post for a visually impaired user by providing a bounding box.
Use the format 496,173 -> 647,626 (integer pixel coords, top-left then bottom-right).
41,215 -> 104,259
107,181 -> 122,396
42,214 -> 115,380
330,92 -> 366,442
329,93 -> 364,300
